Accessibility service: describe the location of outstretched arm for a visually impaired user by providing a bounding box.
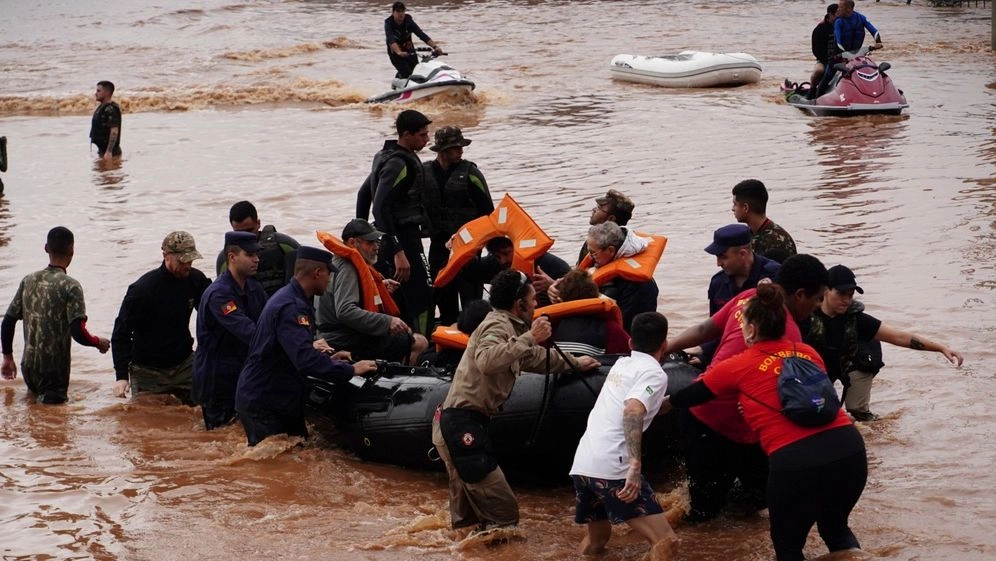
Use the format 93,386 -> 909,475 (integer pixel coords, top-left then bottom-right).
875,324 -> 963,366
664,317 -> 721,355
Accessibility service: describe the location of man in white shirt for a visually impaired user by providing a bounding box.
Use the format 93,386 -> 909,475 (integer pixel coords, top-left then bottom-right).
569,311 -> 678,560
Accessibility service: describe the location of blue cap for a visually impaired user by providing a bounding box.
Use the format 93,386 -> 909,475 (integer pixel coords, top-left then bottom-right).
705,224 -> 752,255
296,245 -> 337,272
224,231 -> 262,253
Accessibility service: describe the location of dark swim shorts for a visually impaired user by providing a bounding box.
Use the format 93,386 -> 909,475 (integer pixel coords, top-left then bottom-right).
572,474 -> 664,525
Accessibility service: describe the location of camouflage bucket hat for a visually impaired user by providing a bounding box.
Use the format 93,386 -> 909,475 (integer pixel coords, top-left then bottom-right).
162,231 -> 203,263
429,126 -> 472,152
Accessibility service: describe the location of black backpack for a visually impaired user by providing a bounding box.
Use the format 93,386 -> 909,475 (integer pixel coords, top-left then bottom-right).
747,348 -> 841,427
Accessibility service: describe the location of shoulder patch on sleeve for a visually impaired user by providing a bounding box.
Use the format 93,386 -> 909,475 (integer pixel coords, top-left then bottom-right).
221,300 -> 238,315
296,314 -> 310,326
645,385 -> 655,396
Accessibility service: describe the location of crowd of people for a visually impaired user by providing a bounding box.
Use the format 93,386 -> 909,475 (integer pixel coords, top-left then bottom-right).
0,4 -> 967,559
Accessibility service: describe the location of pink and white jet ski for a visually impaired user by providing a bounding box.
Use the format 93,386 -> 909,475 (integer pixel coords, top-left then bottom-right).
367,48 -> 475,104
783,46 -> 908,116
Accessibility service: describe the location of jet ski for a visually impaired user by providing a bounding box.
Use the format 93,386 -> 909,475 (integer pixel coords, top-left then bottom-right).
306,356 -> 700,481
366,48 -> 475,104
783,46 -> 908,116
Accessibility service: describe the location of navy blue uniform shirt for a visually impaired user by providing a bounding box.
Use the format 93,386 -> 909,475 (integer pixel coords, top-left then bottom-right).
708,254 -> 781,316
235,279 -> 354,417
192,271 -> 267,404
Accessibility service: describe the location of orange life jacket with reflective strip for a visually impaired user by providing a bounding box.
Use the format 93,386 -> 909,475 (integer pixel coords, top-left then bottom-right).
434,194 -> 554,288
432,325 -> 471,351
534,296 -> 624,325
316,231 -> 401,317
579,233 -> 667,285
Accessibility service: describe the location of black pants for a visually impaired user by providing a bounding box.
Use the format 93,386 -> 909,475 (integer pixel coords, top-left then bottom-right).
23,368 -> 69,404
428,234 -> 483,326
377,224 -> 433,337
768,448 -> 866,561
389,52 -> 418,79
201,399 -> 237,431
682,409 -> 768,520
237,405 -> 307,447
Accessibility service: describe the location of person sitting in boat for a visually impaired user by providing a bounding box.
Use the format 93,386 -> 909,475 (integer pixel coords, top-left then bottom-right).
551,222 -> 660,333
810,3 -> 839,87
316,219 -> 428,366
575,189 -> 636,266
662,282 -> 867,561
385,1 -> 443,79
544,269 -> 630,357
802,265 -> 963,422
423,126 -> 494,327
810,0 -> 883,99
461,236 -> 572,308
419,299 -> 492,370
431,269 -> 601,532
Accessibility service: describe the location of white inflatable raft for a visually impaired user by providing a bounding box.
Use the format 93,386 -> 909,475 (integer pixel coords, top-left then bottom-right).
610,51 -> 762,88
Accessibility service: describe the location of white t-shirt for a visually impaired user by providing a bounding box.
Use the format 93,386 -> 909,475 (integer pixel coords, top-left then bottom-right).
570,351 -> 670,480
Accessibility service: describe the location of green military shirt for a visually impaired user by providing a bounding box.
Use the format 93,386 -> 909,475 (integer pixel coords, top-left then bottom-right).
752,219 -> 798,263
6,266 -> 87,377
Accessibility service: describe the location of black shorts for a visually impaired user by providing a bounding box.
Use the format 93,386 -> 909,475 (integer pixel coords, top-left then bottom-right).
572,474 -> 664,525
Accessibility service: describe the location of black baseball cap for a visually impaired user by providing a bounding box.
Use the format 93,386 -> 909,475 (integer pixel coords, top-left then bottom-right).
827,265 -> 863,294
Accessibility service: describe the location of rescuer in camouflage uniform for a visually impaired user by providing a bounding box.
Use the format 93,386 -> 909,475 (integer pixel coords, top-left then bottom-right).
731,179 -> 797,264
1,227 -> 110,403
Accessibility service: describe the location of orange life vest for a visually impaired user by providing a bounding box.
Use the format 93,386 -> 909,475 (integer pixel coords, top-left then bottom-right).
316,230 -> 401,316
432,325 -> 471,351
434,194 -> 554,288
534,296 -> 624,326
579,233 -> 667,286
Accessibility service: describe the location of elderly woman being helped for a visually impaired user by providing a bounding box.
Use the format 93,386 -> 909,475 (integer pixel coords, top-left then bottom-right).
662,283 -> 866,561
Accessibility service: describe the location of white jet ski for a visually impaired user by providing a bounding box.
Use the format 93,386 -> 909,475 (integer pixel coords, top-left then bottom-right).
367,48 -> 475,104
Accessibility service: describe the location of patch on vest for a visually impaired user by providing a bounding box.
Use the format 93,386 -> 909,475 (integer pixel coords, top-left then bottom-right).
461,432 -> 475,447
221,300 -> 238,315
296,314 -> 310,326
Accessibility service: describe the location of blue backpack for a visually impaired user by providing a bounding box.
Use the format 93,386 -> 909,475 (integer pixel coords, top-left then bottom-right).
747,349 -> 841,427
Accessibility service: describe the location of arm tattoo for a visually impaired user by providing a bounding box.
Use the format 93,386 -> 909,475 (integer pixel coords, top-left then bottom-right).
623,411 -> 643,461
910,337 -> 926,350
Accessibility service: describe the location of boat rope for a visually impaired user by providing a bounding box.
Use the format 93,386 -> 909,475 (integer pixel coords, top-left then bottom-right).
526,347 -> 555,449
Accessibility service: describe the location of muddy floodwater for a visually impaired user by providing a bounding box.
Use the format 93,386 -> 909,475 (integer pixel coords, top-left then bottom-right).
1,1 -> 994,560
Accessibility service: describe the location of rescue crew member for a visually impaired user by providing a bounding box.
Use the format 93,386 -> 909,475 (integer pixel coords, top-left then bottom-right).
810,4 -> 840,87
731,179 -> 797,264
385,1 -> 443,79
235,246 -> 377,446
216,200 -> 299,298
664,254 -> 829,523
112,231 -> 211,403
663,283 -> 867,561
90,80 -> 122,161
423,126 -> 494,326
431,269 -> 601,530
356,109 -> 434,337
570,312 -> 678,560
193,231 -> 267,430
803,264 -> 963,422
811,0 -> 883,99
1,227 -> 110,404
317,219 -> 428,365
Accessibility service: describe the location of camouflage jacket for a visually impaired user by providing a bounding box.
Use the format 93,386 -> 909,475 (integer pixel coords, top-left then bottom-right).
5,266 -> 87,376
752,219 -> 797,263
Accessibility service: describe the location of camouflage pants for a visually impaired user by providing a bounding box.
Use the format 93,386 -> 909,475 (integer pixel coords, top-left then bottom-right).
129,353 -> 194,405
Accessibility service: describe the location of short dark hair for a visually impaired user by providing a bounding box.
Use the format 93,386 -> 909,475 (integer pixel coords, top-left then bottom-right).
732,179 -> 769,214
457,299 -> 492,334
489,269 -> 532,310
46,226 -> 74,257
97,80 -> 115,95
743,283 -> 787,341
827,3 -> 838,15
775,254 -> 828,297
392,1 -> 406,12
485,236 -> 513,254
557,269 -> 600,301
396,109 -> 431,135
229,200 -> 258,224
629,312 -> 668,354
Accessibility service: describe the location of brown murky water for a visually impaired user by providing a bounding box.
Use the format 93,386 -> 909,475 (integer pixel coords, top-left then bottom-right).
1,1 -> 994,559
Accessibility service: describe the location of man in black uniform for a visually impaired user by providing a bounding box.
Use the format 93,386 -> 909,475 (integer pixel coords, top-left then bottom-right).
423,126 -> 494,325
356,109 -> 434,337
215,200 -> 299,298
90,80 -> 122,161
235,246 -> 378,446
112,231 -> 211,403
384,1 -> 442,78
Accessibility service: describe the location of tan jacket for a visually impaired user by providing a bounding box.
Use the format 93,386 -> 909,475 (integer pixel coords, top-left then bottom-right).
442,309 -> 576,416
